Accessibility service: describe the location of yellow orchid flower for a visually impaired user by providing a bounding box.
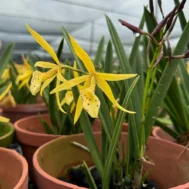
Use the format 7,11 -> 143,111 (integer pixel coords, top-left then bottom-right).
16,55 -> 33,89
60,91 -> 74,106
0,83 -> 12,101
60,63 -> 79,110
0,92 -> 16,107
26,24 -> 66,113
0,116 -> 9,122
51,35 -> 137,123
1,68 -> 10,81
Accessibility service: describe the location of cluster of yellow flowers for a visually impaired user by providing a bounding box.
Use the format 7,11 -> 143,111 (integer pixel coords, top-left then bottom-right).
0,55 -> 32,122
26,25 -> 137,124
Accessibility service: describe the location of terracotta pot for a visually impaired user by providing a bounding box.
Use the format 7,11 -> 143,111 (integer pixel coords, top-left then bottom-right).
0,147 -> 28,189
92,118 -> 128,132
14,114 -> 103,179
152,126 -> 175,142
14,114 -> 60,178
0,122 -> 14,147
33,132 -> 189,189
0,103 -> 47,123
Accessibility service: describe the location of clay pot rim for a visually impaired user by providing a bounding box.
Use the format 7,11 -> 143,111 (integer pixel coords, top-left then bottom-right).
152,126 -> 175,142
14,114 -> 61,138
0,103 -> 47,113
33,132 -> 189,189
0,147 -> 28,189
33,132 -> 94,189
0,122 -> 14,140
152,126 -> 162,140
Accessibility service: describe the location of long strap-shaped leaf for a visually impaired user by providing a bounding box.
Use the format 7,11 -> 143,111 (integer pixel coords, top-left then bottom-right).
0,43 -> 14,77
105,15 -> 141,133
174,0 -> 189,48
94,36 -> 105,67
102,76 -> 140,189
62,27 -> 104,177
129,13 -> 145,71
145,22 -> 189,140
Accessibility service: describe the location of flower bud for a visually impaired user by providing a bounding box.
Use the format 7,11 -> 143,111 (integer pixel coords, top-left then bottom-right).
119,19 -> 143,34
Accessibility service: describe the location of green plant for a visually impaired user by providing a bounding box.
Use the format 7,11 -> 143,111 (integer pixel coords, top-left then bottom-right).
155,0 -> 189,146
0,46 -> 37,107
26,27 -> 108,135
27,0 -> 189,187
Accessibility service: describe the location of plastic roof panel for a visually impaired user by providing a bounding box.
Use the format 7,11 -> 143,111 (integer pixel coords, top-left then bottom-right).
0,0 -> 188,58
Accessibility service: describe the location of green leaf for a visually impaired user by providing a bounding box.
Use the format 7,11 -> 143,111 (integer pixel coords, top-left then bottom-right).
94,36 -> 105,67
47,39 -> 64,133
57,38 -> 64,60
83,162 -> 97,189
102,76 -> 140,189
39,114 -> 55,134
62,27 -> 104,178
9,66 -> 20,103
104,40 -> 113,73
145,22 -> 189,140
144,7 -> 157,33
105,15 -> 141,129
164,76 -> 189,133
155,117 -> 179,139
0,43 -> 14,77
129,13 -> 145,71
174,0 -> 189,49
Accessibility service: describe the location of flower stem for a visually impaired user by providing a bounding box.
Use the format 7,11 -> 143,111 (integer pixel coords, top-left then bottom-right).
61,65 -> 88,75
140,47 -> 161,158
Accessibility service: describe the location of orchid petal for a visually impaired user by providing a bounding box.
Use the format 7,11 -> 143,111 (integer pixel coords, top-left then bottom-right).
21,55 -> 31,69
40,75 -> 56,96
74,96 -> 83,124
0,94 -> 16,107
0,116 -> 9,122
69,34 -> 95,74
18,78 -> 30,89
60,91 -> 73,106
1,69 -> 9,80
97,77 -> 135,114
55,80 -> 66,114
96,72 -> 137,81
70,103 -> 75,113
26,24 -> 59,65
73,61 -> 79,78
57,70 -> 67,82
17,72 -> 31,83
56,92 -> 66,113
35,61 -> 57,69
50,75 -> 89,94
0,83 -> 12,101
80,87 -> 100,118
30,71 -> 43,95
65,91 -> 74,105
41,68 -> 58,81
60,98 -> 66,106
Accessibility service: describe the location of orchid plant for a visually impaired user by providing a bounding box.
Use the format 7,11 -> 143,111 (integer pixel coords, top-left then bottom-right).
0,46 -> 37,110
154,0 -> 189,146
27,0 -> 189,188
26,25 -> 136,135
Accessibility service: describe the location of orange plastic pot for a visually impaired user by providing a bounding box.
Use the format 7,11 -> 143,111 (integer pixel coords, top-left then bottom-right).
33,132 -> 189,189
0,147 -> 28,189
0,103 -> 47,123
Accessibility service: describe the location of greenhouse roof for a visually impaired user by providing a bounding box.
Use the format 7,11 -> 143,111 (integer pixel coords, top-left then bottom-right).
0,0 -> 188,58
